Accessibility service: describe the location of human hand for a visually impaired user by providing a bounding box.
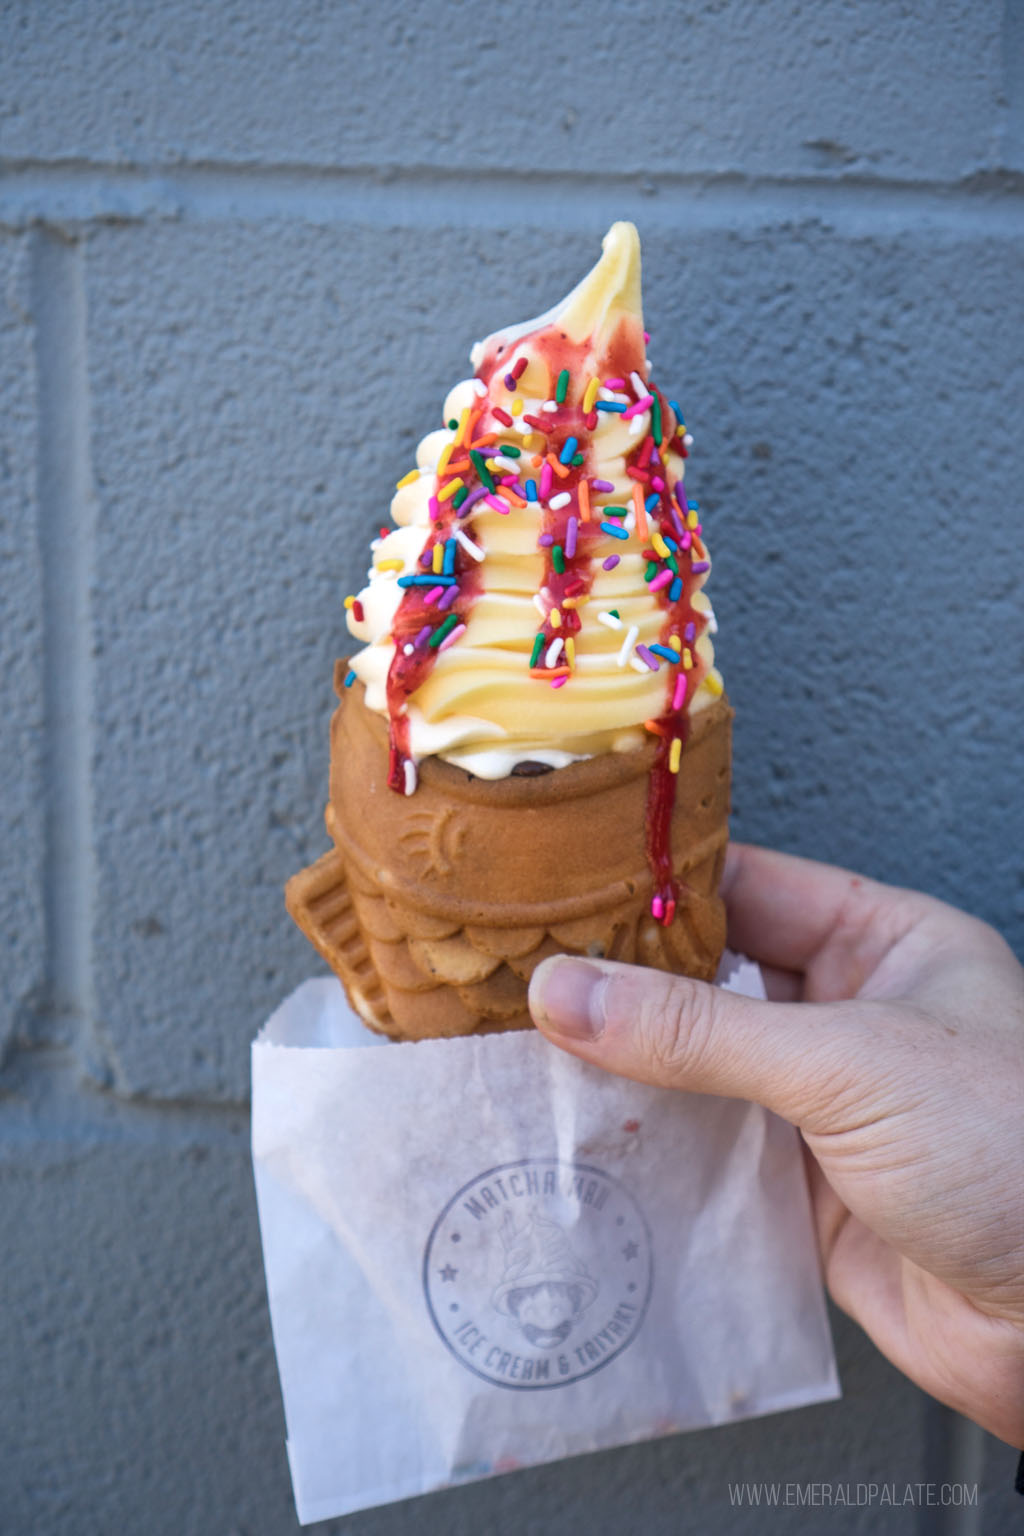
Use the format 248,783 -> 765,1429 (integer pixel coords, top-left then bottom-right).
528,844 -> 1024,1447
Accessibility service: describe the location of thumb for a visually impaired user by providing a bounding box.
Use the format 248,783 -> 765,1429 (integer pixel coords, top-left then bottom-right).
528,955 -> 880,1133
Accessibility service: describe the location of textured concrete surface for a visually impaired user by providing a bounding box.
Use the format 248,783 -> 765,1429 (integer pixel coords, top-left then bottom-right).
0,1 -> 1013,182
1,1 -> 1022,1532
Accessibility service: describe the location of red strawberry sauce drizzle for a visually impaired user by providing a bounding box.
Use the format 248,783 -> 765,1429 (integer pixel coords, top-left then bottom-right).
383,320 -> 710,924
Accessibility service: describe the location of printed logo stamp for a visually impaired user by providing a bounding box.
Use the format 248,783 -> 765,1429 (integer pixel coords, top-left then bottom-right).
423,1158 -> 653,1390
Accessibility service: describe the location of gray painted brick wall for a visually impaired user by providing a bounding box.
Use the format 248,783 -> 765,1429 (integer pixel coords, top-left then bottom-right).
2,3 -> 1021,1532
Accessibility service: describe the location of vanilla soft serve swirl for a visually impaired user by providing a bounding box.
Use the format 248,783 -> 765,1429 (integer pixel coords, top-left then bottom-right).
346,223 -> 722,779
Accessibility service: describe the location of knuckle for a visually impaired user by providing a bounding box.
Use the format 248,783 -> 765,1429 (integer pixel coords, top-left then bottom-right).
633,972 -> 718,1083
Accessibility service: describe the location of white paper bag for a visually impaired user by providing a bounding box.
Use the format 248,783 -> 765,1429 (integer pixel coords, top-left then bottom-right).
252,954 -> 839,1524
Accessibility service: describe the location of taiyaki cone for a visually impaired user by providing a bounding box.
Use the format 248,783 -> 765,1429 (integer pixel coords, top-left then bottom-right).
286,668 -> 732,1041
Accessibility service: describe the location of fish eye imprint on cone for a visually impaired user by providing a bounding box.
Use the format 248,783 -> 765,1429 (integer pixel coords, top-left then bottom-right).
287,223 -> 731,1040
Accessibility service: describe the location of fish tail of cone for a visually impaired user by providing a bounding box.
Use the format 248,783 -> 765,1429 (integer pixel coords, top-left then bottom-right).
283,683 -> 732,1043
284,847 -> 391,1032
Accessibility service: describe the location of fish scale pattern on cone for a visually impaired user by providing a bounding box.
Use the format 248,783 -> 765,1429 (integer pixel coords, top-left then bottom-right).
286,678 -> 731,1041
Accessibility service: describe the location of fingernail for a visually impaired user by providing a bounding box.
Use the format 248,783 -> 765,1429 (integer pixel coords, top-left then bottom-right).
529,957 -> 606,1041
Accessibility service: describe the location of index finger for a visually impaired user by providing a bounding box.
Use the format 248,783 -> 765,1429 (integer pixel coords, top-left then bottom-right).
721,843 -> 882,974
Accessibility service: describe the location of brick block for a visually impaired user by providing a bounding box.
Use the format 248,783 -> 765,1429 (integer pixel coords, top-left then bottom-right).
0,233 -> 46,1060
0,0 -> 1008,183
0,1085 -> 292,1536
83,216 -> 1023,1100
648,225 -> 1024,950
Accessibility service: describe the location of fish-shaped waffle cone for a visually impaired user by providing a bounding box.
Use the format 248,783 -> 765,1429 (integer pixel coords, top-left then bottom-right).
286,668 -> 732,1041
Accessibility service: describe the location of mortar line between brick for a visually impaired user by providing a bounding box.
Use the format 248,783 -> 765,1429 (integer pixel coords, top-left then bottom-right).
918,1402 -> 985,1536
2,158 -> 1024,236
31,228 -> 98,1064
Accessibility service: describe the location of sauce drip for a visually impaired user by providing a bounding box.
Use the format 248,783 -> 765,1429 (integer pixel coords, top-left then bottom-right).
631,381 -> 710,922
382,323 -> 710,925
383,416 -> 486,790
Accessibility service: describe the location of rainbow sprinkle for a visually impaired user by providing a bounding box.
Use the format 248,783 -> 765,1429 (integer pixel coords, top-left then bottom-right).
438,622 -> 465,652
429,613 -> 460,649
454,529 -> 484,561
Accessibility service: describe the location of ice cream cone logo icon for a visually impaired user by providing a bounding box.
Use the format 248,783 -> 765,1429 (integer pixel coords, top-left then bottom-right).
424,1158 -> 653,1390
491,1209 -> 598,1349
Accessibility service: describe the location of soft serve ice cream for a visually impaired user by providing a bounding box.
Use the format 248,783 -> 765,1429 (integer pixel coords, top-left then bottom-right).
345,223 -> 724,923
